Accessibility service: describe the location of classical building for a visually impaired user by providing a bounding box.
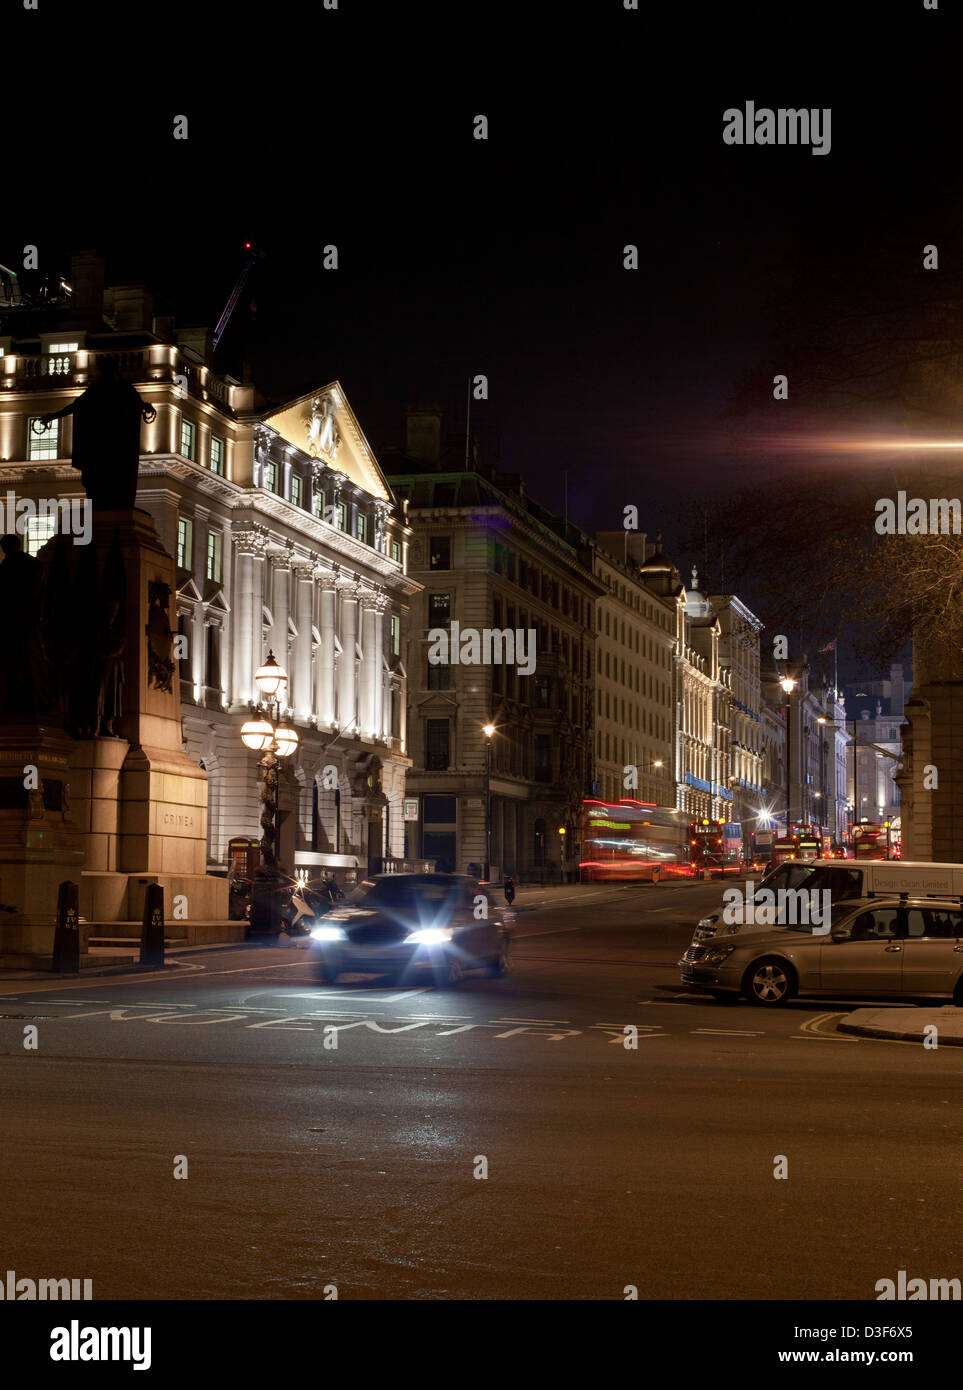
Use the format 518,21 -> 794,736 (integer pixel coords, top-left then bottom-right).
711,593 -> 764,831
0,253 -> 419,881
591,531 -> 676,807
382,406 -> 602,880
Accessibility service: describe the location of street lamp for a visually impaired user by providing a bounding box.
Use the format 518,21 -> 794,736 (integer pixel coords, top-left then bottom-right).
483,723 -> 495,880
240,650 -> 300,870
779,676 -> 797,836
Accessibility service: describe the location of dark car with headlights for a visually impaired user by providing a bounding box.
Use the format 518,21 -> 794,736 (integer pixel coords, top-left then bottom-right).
307,873 -> 512,987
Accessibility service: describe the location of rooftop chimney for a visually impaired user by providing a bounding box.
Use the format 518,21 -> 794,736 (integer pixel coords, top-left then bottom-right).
176,324 -> 212,366
405,403 -> 442,463
70,251 -> 105,316
110,284 -> 154,332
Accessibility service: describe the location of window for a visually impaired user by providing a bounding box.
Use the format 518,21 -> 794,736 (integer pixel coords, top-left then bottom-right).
206,530 -> 222,583
429,593 -> 451,628
427,662 -> 450,690
848,908 -> 899,941
535,676 -> 551,708
263,460 -> 278,493
210,435 -> 225,476
28,416 -> 59,460
534,734 -> 552,782
356,511 -> 368,543
335,501 -> 346,530
425,719 -> 450,771
390,614 -> 400,656
430,536 -> 451,570
291,474 -> 303,508
391,538 -> 401,563
177,516 -> 193,569
47,341 -> 79,354
206,625 -> 221,689
313,488 -> 325,519
424,795 -> 456,823
180,418 -> 196,460
24,515 -> 55,556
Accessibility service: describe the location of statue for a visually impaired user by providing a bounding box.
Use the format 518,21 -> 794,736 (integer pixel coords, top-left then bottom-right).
38,356 -> 156,511
146,581 -> 174,693
305,396 -> 340,461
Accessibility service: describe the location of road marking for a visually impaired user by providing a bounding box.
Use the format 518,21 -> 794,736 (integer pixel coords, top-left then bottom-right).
381,988 -> 432,1002
691,1028 -> 764,1036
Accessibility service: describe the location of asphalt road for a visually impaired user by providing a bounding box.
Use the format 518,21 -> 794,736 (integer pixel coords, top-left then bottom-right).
1,879 -> 961,1301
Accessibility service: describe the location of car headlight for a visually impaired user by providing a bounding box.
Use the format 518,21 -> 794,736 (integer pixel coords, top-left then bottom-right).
310,925 -> 346,942
703,946 -> 736,964
404,927 -> 453,945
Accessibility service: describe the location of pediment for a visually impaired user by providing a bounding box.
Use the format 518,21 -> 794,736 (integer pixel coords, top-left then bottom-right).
260,380 -> 391,503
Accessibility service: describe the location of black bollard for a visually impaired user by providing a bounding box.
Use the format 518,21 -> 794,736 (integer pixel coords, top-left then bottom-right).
141,883 -> 165,966
52,880 -> 80,972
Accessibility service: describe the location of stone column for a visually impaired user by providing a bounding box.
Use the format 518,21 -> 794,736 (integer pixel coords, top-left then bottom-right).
316,569 -> 337,727
373,597 -> 385,738
359,591 -> 379,738
337,579 -> 359,733
270,551 -> 291,690
292,558 -> 315,720
231,531 -> 266,706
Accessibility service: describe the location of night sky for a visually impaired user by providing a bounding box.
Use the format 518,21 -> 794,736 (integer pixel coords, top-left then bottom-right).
8,0 -> 961,674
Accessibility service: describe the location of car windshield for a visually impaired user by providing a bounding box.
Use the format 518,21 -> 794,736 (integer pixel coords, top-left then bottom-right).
344,877 -> 460,915
786,900 -> 858,933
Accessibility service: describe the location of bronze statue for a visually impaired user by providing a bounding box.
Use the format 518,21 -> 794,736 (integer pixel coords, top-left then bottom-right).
38,356 -> 156,511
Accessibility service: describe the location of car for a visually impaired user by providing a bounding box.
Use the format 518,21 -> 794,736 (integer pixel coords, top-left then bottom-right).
679,895 -> 963,1006
307,872 -> 513,987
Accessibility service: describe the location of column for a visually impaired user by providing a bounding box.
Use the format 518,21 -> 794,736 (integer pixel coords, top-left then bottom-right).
317,571 -> 337,727
374,598 -> 385,738
270,552 -> 291,690
337,579 -> 359,732
359,592 -> 379,738
231,532 -> 266,706
292,558 -> 315,720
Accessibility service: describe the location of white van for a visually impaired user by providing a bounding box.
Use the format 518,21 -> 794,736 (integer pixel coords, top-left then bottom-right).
690,859 -> 963,944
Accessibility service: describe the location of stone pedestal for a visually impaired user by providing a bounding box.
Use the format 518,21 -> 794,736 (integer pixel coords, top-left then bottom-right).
0,726 -> 85,967
72,510 -> 227,928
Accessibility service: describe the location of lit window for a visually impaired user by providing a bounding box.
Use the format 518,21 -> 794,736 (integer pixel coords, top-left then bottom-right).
28,417 -> 59,460
47,342 -> 79,354
206,530 -> 222,583
24,515 -> 55,556
391,538 -> 401,563
263,460 -> 278,493
180,418 -> 196,460
177,516 -> 193,569
335,501 -> 346,530
390,614 -> 400,655
356,512 -> 368,543
313,488 -> 325,519
210,436 -> 225,475
291,475 -> 303,508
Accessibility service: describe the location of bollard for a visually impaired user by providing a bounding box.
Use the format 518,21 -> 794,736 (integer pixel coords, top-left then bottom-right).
52,880 -> 80,972
141,883 -> 165,966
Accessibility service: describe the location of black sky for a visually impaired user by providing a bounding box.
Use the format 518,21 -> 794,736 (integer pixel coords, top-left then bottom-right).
7,0 -> 961,676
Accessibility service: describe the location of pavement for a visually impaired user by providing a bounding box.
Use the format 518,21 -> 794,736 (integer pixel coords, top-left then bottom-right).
839,1005 -> 963,1045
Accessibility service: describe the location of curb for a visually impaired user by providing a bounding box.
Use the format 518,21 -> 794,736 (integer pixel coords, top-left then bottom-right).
837,1016 -> 963,1046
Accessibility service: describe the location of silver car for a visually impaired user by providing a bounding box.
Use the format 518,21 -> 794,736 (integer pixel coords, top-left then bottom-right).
679,896 -> 963,1006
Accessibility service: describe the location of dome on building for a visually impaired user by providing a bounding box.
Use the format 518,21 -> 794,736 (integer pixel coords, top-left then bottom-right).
684,565 -> 712,619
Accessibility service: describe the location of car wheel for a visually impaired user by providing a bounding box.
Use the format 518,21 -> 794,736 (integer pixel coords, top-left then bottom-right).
743,956 -> 795,1006
487,938 -> 511,977
431,954 -> 464,989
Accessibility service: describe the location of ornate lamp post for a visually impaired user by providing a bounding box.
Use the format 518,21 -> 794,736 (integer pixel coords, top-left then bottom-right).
240,651 -> 300,869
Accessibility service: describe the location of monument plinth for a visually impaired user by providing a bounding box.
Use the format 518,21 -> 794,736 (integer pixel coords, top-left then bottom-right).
69,509 -> 227,926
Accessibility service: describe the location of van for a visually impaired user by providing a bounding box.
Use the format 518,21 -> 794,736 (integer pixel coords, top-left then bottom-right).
690,859 -> 963,945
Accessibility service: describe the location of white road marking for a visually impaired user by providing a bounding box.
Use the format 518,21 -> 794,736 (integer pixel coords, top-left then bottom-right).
691,1028 -> 764,1036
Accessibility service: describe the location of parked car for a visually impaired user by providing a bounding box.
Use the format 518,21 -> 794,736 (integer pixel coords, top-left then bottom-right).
688,859 -> 963,947
679,895 -> 963,1006
308,872 -> 512,987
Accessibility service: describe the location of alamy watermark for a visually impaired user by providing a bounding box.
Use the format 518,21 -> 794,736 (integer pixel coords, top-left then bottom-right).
0,493 -> 91,545
875,491 -> 963,535
722,881 -> 831,931
1,1268 -> 92,1300
427,621 -> 537,676
723,102 -> 831,156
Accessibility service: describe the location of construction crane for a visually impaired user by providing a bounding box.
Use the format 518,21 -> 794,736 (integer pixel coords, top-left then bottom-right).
212,242 -> 260,351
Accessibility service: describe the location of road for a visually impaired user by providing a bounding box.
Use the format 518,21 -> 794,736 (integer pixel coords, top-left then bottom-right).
1,878 -> 961,1300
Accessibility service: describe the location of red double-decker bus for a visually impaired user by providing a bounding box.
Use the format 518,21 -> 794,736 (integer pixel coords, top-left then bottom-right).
579,801 -> 742,882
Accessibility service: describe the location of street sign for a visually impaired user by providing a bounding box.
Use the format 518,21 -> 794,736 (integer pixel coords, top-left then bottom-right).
403,798 -> 419,822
